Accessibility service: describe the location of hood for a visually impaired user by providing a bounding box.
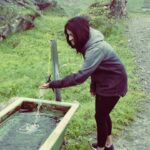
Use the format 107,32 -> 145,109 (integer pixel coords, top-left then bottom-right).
83,27 -> 104,51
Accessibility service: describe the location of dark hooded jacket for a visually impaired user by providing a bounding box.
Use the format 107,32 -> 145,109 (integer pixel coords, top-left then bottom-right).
49,28 -> 128,97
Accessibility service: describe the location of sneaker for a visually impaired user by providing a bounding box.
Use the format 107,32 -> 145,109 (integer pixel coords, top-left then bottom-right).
91,143 -> 114,150
91,143 -> 97,150
105,144 -> 114,150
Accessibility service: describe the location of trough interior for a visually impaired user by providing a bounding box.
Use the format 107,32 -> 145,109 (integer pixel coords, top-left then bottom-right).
0,101 -> 70,150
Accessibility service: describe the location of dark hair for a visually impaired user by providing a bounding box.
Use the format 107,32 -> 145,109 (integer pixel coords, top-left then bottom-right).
64,16 -> 90,54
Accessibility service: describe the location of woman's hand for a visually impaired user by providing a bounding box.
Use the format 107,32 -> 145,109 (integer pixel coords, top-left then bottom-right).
90,81 -> 96,97
90,91 -> 96,97
39,82 -> 50,89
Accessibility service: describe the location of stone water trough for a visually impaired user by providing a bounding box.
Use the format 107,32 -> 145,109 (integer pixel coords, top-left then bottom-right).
0,97 -> 79,150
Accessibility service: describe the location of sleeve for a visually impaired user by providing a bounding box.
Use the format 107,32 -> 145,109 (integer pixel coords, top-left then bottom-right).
49,45 -> 105,89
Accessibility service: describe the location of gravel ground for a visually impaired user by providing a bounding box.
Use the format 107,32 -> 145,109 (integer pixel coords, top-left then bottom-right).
114,12 -> 150,150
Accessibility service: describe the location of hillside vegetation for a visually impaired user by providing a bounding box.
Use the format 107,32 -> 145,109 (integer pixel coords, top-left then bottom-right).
0,0 -> 145,149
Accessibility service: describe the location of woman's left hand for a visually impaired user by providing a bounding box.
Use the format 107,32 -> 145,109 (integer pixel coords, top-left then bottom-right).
90,91 -> 96,97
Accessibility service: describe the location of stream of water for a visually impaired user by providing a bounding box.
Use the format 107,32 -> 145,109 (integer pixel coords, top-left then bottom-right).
0,88 -> 64,150
0,111 -> 57,150
17,89 -> 45,134
0,105 -> 64,150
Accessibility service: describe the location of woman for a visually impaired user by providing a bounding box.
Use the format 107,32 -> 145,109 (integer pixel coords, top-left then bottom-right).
40,16 -> 128,150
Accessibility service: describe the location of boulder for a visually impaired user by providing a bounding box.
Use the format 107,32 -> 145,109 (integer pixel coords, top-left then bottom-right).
0,0 -> 57,41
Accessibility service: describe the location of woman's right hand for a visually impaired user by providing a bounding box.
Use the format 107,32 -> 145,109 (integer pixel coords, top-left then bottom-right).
39,82 -> 50,89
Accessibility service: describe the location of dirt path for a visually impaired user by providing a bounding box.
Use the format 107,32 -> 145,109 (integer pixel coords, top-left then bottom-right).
114,11 -> 150,150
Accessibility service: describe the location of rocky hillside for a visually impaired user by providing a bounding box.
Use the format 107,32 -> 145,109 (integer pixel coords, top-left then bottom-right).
0,0 -> 57,41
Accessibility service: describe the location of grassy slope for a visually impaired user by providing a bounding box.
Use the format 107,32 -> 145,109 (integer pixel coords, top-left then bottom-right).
127,0 -> 144,12
0,1 -> 145,150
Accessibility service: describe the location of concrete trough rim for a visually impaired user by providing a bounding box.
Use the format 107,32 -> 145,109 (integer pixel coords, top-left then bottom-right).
0,97 -> 79,150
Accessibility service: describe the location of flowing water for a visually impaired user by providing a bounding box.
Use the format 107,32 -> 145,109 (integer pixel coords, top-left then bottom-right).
17,89 -> 44,135
0,108 -> 64,150
39,89 -> 46,99
17,102 -> 42,135
0,89 -> 64,150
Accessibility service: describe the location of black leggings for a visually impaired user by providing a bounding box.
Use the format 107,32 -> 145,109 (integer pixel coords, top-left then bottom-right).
95,95 -> 120,147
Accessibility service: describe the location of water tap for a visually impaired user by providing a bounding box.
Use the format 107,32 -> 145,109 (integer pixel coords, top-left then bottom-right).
46,75 -> 54,91
46,75 -> 51,83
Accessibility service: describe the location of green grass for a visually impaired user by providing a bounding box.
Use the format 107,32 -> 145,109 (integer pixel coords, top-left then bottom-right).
0,1 -> 145,150
127,0 -> 143,11
127,0 -> 150,13
56,0 -> 110,17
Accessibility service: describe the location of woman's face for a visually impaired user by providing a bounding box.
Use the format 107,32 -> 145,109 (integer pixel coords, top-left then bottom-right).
66,29 -> 75,47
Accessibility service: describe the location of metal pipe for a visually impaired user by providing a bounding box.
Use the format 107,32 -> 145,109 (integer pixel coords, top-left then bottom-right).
50,40 -> 61,101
